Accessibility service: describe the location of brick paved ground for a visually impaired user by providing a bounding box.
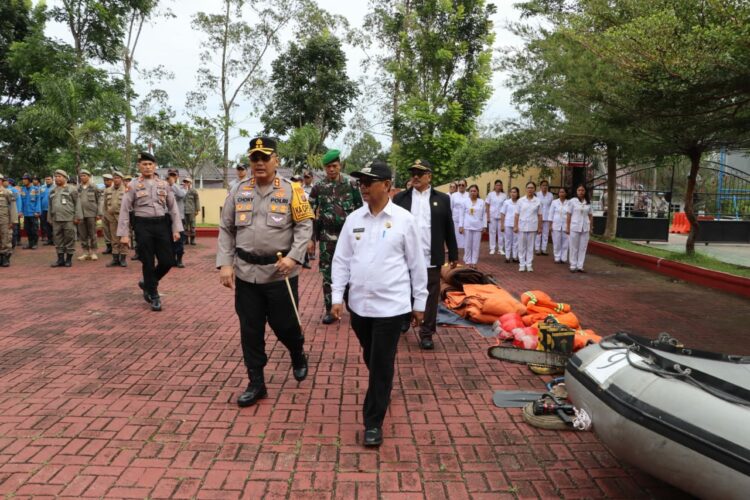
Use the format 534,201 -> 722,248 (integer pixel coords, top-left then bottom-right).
1,239 -> 748,499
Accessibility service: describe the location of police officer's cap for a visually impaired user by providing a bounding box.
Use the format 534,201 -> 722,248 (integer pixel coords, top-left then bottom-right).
80,169 -> 92,176
350,160 -> 392,181
182,177 -> 193,183
54,169 -> 69,180
167,168 -> 179,176
112,171 -> 124,179
409,159 -> 432,173
138,151 -> 156,163
247,136 -> 277,155
322,149 -> 340,166
22,173 -> 31,180
32,175 -> 40,181
124,174 -> 133,181
102,173 -> 113,180
236,163 -> 247,170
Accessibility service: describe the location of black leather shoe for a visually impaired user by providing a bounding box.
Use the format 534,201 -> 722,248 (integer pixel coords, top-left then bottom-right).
102,245 -> 112,254
400,318 -> 411,333
363,427 -> 383,447
150,294 -> 162,311
322,313 -> 335,325
51,253 -> 65,267
302,261 -> 312,269
291,352 -> 308,382
420,337 -> 434,350
119,256 -> 127,267
237,383 -> 268,407
138,281 -> 152,304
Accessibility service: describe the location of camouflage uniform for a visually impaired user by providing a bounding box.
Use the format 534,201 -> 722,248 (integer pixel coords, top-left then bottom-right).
308,175 -> 363,312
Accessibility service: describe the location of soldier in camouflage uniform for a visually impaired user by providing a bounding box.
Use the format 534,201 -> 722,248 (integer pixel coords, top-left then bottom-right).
307,149 -> 363,324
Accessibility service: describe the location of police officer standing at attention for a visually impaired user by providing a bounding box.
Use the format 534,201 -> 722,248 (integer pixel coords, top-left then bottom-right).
77,169 -> 101,261
217,137 -> 314,408
103,172 -> 127,267
308,149 -> 363,324
117,152 -> 183,312
182,178 -> 200,245
101,173 -> 114,254
0,174 -> 18,267
48,169 -> 82,268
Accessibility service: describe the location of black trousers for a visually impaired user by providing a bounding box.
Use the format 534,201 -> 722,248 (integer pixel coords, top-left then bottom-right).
41,211 -> 52,241
235,276 -> 304,376
134,217 -> 175,295
350,310 -> 410,429
23,216 -> 39,246
171,219 -> 186,256
420,267 -> 442,339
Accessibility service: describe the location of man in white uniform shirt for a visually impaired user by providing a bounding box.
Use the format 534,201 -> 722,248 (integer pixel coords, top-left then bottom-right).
393,159 -> 458,350
486,179 -> 507,255
535,180 -> 554,255
331,160 -> 428,447
450,180 -> 469,251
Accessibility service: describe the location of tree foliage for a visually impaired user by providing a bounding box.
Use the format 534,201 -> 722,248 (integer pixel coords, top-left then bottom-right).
276,124 -> 327,173
262,33 -> 358,144
344,133 -> 385,173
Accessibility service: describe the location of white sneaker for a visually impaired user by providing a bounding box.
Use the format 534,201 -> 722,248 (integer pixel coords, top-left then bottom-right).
518,266 -> 525,272
527,266 -> 533,272
90,253 -> 98,261
489,249 -> 495,255
77,253 -> 90,261
499,249 -> 505,256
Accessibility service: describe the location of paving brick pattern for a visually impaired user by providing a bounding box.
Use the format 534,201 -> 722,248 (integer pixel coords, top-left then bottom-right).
1,240 -> 747,499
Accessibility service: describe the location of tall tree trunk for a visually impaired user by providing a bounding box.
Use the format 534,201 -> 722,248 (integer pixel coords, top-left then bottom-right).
223,110 -> 230,189
124,54 -> 133,170
221,0 -> 230,189
684,149 -> 703,255
603,143 -> 618,240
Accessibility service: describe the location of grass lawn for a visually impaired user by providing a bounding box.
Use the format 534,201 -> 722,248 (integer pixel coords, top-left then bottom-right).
197,223 -> 219,228
594,237 -> 750,279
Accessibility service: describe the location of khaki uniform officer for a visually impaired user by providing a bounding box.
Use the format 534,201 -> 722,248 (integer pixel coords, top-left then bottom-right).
48,169 -> 82,267
182,178 -> 201,245
0,174 -> 18,267
103,171 -> 127,267
117,152 -> 183,312
217,136 -> 314,408
101,173 -> 114,254
77,169 -> 101,260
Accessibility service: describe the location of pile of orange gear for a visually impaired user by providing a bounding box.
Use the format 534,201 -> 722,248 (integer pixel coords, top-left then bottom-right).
443,284 -> 526,324
520,290 -> 580,329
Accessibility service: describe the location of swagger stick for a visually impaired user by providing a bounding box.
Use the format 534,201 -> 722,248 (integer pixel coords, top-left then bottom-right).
277,252 -> 303,327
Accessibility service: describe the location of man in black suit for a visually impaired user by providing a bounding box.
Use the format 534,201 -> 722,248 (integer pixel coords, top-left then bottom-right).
393,159 -> 459,350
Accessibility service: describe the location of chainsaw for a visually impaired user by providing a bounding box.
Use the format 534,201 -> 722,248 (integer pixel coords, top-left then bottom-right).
487,345 -> 570,368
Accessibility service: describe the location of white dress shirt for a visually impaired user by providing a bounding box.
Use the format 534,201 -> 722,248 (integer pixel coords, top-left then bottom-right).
549,198 -> 569,231
516,196 -> 542,232
410,187 -> 433,267
332,200 -> 428,317
536,191 -> 554,221
567,198 -> 593,232
500,198 -> 519,225
486,191 -> 508,219
459,197 -> 487,231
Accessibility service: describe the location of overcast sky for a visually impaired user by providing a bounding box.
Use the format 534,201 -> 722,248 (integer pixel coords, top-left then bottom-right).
43,0 -> 524,161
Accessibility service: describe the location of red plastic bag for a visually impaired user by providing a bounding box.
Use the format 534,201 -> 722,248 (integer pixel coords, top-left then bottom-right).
500,312 -> 524,332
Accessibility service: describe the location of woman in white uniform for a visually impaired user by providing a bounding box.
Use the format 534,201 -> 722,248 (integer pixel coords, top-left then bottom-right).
535,180 -> 554,255
566,184 -> 594,273
549,187 -> 569,264
486,179 -> 507,256
458,184 -> 486,268
514,181 -> 542,272
500,187 -> 520,263
450,180 -> 469,251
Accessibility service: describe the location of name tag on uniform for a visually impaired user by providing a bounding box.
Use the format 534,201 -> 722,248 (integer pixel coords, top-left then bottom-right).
62,199 -> 67,205
353,228 -> 365,233
136,190 -> 147,198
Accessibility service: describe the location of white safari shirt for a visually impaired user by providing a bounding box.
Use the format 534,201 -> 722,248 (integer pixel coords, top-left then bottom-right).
536,191 -> 554,221
516,196 -> 542,232
567,198 -> 593,232
549,198 -> 569,231
332,200 -> 428,317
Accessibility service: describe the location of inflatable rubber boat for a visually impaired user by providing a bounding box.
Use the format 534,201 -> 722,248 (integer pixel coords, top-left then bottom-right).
566,332 -> 750,500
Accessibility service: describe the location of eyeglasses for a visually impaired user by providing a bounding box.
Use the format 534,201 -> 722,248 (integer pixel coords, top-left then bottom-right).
249,152 -> 272,162
357,178 -> 385,187
303,175 -> 312,179
410,171 -> 428,177
458,183 -> 466,187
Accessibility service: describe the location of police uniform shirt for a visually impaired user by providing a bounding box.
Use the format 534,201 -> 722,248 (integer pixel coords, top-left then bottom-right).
536,191 -> 554,221
216,176 -> 314,284
49,185 -> 83,222
331,200 -> 428,318
459,198 -> 487,231
566,198 -> 593,232
116,177 -> 183,237
486,191 -> 507,220
516,196 -> 542,232
549,198 -> 569,231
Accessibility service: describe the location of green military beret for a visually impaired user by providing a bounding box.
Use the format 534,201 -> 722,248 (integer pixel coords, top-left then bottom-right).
80,169 -> 92,176
322,149 -> 341,166
54,169 -> 69,180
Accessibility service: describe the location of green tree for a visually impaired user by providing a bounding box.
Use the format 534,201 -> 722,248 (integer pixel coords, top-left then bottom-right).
261,33 -> 358,144
51,0 -> 130,64
365,0 -> 496,184
344,133 -> 385,173
191,0 -> 306,187
276,124 -> 326,173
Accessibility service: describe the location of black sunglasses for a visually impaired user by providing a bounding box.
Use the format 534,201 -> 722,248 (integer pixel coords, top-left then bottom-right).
357,178 -> 385,187
410,171 -> 428,177
249,152 -> 272,162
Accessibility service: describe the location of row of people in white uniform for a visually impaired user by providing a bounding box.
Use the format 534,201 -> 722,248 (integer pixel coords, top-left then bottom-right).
450,181 -> 593,272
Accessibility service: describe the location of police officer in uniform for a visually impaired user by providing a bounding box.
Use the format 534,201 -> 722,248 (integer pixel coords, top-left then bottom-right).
101,173 -> 114,254
307,149 -> 363,324
48,169 -> 82,267
117,152 -> 183,311
217,137 -> 314,408
0,174 -> 18,267
182,178 -> 200,245
103,171 -> 127,267
77,169 -> 101,261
